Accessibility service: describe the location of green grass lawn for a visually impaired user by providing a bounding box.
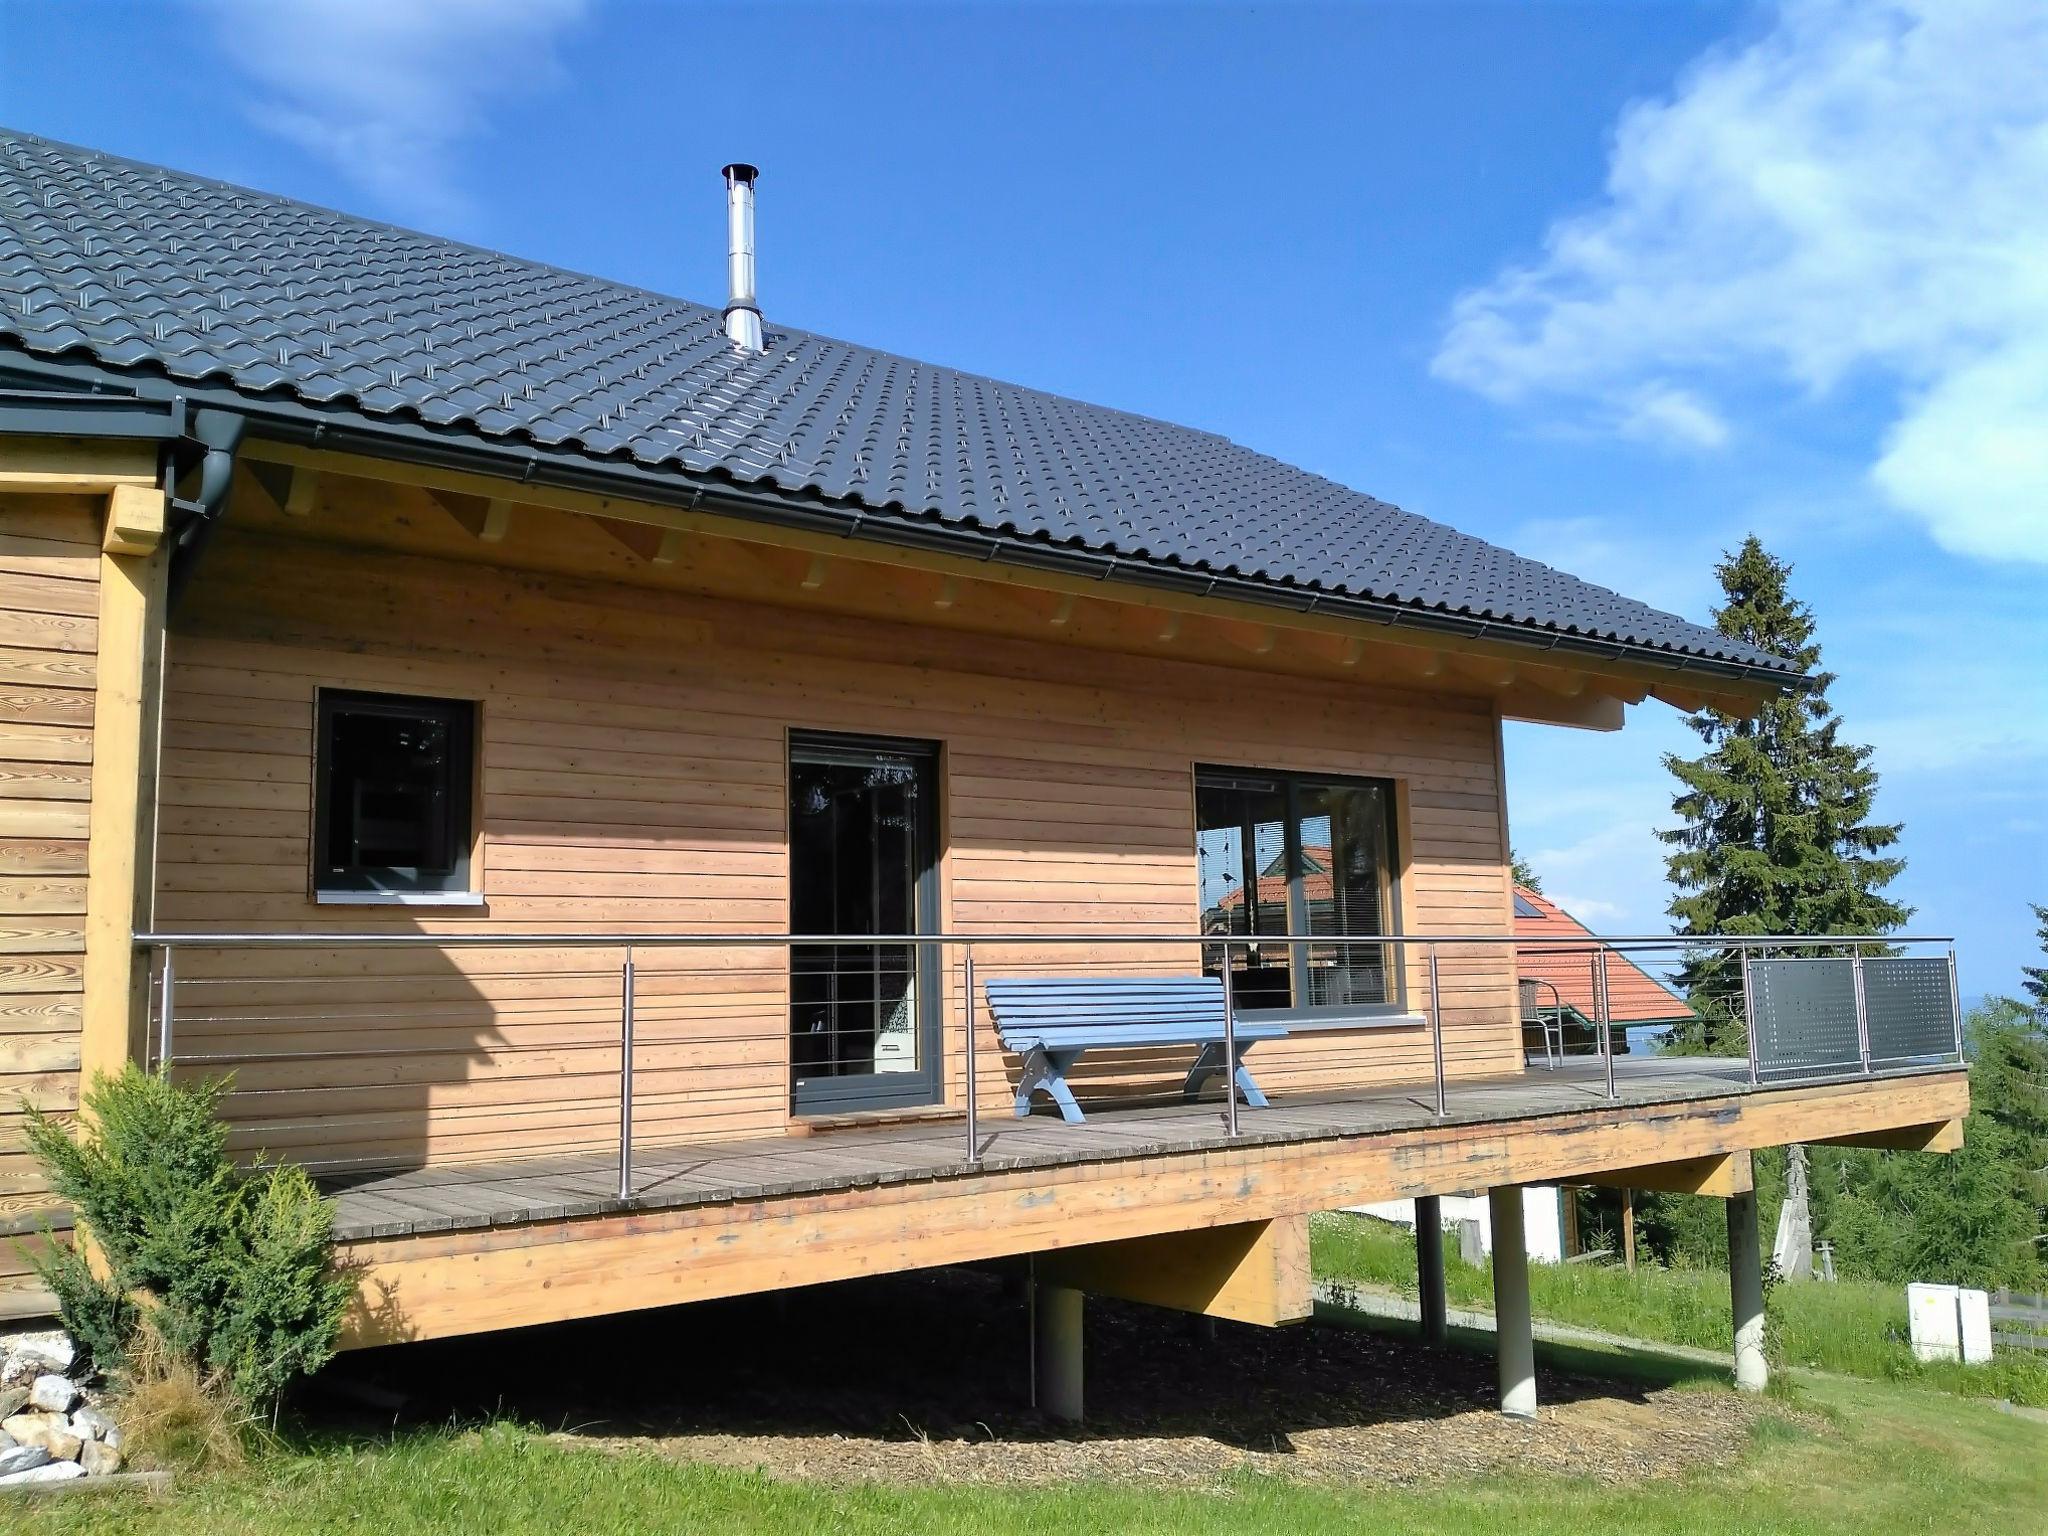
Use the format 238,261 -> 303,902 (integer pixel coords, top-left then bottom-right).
1310,1211 -> 2048,1408
35,1348 -> 2048,1536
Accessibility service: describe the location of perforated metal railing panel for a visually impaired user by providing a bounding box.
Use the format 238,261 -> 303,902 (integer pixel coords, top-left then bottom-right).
1750,959 -> 1861,1076
1862,956 -> 1957,1062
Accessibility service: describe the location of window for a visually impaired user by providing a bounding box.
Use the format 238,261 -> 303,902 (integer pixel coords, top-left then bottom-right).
314,690 -> 476,900
1196,766 -> 1403,1019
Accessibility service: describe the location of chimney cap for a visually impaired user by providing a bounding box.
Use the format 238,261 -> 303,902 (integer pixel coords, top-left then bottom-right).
721,162 -> 759,185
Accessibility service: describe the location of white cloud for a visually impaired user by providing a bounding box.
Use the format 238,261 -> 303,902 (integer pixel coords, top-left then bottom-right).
205,0 -> 588,224
1433,0 -> 2048,565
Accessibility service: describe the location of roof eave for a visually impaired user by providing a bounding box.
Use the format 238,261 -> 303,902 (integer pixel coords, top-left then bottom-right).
0,345 -> 1810,693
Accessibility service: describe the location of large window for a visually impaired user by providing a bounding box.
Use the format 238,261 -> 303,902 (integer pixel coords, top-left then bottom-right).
1196,766 -> 1402,1019
314,690 -> 477,900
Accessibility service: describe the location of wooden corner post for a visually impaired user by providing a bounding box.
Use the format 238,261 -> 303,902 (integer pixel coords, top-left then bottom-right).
81,486 -> 169,1086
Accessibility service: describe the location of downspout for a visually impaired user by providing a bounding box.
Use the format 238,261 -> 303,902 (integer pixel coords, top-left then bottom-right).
165,407 -> 246,611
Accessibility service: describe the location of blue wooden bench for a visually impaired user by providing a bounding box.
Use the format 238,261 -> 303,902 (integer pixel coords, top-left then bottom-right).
982,976 -> 1288,1124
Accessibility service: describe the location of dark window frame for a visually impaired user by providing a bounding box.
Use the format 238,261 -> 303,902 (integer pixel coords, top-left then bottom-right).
312,688 -> 478,900
1195,763 -> 1410,1025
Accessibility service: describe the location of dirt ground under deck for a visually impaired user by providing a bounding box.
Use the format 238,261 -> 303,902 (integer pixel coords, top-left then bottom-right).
310,1270 -> 1806,1488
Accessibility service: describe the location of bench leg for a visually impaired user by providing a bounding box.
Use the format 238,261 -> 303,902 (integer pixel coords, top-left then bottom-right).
1016,1047 -> 1087,1124
1184,1042 -> 1269,1108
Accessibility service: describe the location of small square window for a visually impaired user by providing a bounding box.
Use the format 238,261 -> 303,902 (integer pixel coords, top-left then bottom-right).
314,690 -> 476,897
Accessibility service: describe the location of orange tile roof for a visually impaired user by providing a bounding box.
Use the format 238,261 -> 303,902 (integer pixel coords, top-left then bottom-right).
1513,885 -> 1695,1025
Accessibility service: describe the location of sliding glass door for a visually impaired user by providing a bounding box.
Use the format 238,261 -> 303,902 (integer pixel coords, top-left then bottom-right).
788,732 -> 941,1112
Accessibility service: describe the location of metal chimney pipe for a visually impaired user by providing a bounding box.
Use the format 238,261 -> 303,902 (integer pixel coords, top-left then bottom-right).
721,162 -> 763,352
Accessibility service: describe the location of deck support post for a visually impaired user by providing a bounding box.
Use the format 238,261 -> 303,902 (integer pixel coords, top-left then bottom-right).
1415,1195 -> 1448,1345
1034,1282 -> 1085,1423
1727,1189 -> 1769,1393
1489,1186 -> 1536,1420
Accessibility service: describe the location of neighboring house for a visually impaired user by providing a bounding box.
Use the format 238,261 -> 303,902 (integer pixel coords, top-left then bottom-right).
0,133 -> 1966,1419
1512,885 -> 1700,1059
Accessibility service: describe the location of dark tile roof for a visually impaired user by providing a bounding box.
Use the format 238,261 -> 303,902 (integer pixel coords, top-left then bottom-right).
0,130 -> 1795,677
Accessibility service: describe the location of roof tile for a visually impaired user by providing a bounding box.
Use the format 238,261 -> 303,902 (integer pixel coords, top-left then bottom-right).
0,129 -> 1793,675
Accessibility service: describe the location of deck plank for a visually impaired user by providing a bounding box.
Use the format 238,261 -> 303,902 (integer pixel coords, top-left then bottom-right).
317,1057 -> 1929,1242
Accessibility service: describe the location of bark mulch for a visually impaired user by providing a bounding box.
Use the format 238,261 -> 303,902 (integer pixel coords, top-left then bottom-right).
321,1270 -> 1811,1489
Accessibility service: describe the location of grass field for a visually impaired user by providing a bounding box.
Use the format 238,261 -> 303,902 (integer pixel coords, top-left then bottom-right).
35,1339 -> 2048,1536
1309,1211 -> 2048,1407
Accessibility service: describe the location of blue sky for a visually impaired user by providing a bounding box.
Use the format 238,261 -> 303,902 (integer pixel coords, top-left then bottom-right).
4,1 -> 2042,995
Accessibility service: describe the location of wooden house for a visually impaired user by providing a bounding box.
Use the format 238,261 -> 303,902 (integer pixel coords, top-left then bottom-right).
0,134 -> 1967,1420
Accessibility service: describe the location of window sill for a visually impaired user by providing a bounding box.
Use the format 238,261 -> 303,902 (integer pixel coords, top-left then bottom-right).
1263,1011 -> 1429,1034
313,890 -> 487,908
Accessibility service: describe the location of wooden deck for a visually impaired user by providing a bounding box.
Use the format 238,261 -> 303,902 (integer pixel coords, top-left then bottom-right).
322,1055 -> 1944,1243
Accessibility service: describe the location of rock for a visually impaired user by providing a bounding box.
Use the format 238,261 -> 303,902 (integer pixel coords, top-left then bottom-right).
0,1459 -> 85,1486
78,1438 -> 122,1476
3,1414 -> 79,1461
0,1432 -> 12,1453
69,1405 -> 117,1442
4,1332 -> 74,1374
0,1444 -> 49,1478
26,1375 -> 77,1414
0,1388 -> 24,1421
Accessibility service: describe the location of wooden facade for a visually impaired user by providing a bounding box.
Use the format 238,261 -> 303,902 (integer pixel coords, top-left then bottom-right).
157,484 -> 1520,1172
0,435 -> 1969,1335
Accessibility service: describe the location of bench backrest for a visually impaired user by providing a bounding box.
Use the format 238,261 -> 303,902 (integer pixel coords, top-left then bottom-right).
984,975 -> 1255,1047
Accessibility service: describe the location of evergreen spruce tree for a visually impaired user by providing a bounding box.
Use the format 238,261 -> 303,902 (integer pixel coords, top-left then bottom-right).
1509,849 -> 1543,893
2019,903 -> 2048,1020
1659,537 -> 1909,1043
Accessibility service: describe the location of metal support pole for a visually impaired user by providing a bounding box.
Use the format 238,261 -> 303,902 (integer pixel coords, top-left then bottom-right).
1740,948 -> 1760,1086
156,943 -> 175,1072
1489,1186 -> 1537,1420
1947,945 -> 1965,1063
1596,949 -> 1616,1099
1415,1193 -> 1448,1345
617,944 -> 636,1201
962,946 -> 980,1163
1219,938 -> 1239,1138
1728,1189 -> 1769,1392
1851,951 -> 1871,1074
1428,944 -> 1446,1117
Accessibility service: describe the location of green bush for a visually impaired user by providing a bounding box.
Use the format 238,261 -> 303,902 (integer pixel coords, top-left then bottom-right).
19,1066 -> 352,1413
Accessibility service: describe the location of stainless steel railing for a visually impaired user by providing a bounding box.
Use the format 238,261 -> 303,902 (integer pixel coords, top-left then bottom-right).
133,928 -> 1963,1199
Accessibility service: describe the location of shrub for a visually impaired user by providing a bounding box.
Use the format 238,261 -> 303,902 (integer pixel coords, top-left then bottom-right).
19,1065 -> 352,1417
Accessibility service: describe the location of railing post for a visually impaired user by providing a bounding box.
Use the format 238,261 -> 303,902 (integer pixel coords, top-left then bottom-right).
1947,944 -> 1965,1063
1219,937 -> 1239,1138
962,945 -> 980,1163
155,943 -> 174,1073
1596,948 -> 1616,1099
1740,947 -> 1760,1086
1427,944 -> 1446,1117
617,943 -> 636,1202
1851,948 -> 1871,1074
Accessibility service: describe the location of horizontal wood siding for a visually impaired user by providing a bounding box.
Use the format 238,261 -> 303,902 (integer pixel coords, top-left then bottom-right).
160,526 -> 1517,1171
0,496 -> 101,1303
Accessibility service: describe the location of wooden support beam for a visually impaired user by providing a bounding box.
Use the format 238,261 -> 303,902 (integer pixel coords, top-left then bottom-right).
333,1071 -> 1968,1346
82,541 -> 167,1083
0,437 -> 156,492
1030,1216 -> 1310,1327
1815,1118 -> 1964,1154
1649,682 -> 1710,714
800,554 -> 828,591
595,517 -> 686,566
425,488 -> 512,542
101,484 -> 165,556
284,469 -> 321,517
1574,1150 -> 1753,1198
1450,653 -> 1518,689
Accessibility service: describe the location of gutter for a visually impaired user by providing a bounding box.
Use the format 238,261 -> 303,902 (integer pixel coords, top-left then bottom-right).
0,350 -> 1806,691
